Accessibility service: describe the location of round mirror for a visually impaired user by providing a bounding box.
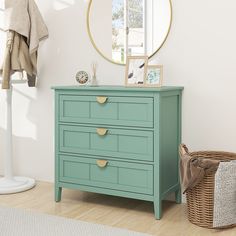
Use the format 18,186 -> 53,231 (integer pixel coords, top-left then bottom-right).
87,0 -> 172,65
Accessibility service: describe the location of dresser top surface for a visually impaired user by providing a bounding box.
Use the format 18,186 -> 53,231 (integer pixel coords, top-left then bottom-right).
52,85 -> 184,92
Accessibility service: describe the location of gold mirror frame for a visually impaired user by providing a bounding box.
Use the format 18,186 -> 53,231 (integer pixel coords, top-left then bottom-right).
87,0 -> 173,66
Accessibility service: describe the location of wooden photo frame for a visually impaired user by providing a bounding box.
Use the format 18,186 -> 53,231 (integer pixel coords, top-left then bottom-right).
125,56 -> 148,87
145,65 -> 163,87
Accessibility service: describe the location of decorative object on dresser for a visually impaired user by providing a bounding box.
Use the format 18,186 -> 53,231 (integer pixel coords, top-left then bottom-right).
76,71 -> 90,85
146,65 -> 163,87
52,86 -> 183,219
125,56 -> 148,86
91,62 -> 98,86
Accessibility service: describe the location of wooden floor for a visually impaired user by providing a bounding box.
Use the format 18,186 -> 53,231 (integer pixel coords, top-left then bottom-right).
0,182 -> 235,236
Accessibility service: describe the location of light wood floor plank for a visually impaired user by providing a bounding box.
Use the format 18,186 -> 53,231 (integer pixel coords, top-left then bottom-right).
0,181 -> 235,236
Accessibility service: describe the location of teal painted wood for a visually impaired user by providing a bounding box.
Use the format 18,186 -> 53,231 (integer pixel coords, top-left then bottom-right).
58,182 -> 154,202
52,85 -> 184,219
59,95 -> 154,128
59,154 -> 153,195
54,91 -> 62,202
176,92 -> 182,204
59,125 -> 153,162
153,93 -> 162,219
52,85 -> 183,92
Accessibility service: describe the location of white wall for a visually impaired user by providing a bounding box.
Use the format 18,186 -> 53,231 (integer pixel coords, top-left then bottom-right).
90,0 -> 112,58
146,0 -> 171,55
0,0 -> 236,182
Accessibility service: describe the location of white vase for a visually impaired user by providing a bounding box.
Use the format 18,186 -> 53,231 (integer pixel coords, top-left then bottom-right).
91,76 -> 97,86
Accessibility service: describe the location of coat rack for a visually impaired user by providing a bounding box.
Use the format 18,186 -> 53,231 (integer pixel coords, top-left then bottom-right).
0,80 -> 35,194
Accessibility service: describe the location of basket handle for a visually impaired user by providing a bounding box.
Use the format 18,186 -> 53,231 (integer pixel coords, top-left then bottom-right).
179,144 -> 190,157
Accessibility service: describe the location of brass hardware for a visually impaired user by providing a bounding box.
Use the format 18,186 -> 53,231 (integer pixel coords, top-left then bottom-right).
96,128 -> 108,136
96,96 -> 108,104
97,160 -> 108,168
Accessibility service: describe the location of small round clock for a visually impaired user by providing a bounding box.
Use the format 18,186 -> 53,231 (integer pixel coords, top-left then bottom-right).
76,71 -> 90,85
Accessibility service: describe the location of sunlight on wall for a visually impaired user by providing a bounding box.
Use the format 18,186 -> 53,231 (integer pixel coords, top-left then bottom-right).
0,29 -> 37,141
0,84 -> 37,140
0,1 -> 4,29
53,0 -> 75,11
13,84 -> 37,140
0,9 -> 4,31
0,26 -> 5,66
0,22 -> 6,130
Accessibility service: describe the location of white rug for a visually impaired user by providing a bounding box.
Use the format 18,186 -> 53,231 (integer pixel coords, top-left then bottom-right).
0,206 -> 151,236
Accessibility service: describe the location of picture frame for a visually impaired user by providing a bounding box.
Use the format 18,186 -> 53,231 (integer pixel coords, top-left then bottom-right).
125,56 -> 148,87
145,65 -> 163,87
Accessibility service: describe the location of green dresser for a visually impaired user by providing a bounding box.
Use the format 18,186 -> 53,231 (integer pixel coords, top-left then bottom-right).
52,86 -> 183,219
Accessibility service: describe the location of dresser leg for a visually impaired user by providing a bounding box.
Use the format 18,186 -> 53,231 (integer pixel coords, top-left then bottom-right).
55,186 -> 62,202
175,188 -> 182,204
154,199 -> 162,220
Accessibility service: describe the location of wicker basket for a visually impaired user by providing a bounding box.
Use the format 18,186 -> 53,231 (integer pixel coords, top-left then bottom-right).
179,145 -> 236,229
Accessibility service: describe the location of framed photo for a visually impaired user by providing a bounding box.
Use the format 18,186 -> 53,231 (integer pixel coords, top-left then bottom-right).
125,56 -> 148,87
145,65 -> 163,87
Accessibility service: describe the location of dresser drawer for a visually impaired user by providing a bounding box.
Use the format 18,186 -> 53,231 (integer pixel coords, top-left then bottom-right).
59,125 -> 153,162
59,95 -> 153,128
59,155 -> 153,195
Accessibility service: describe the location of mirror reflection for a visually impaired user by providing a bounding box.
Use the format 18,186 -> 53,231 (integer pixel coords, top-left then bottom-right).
88,0 -> 172,64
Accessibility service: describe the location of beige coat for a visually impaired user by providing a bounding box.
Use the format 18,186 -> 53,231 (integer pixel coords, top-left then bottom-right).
0,0 -> 48,89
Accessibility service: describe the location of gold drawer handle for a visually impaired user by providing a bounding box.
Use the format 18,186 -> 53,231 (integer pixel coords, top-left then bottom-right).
96,128 -> 108,136
96,96 -> 108,104
97,160 -> 108,168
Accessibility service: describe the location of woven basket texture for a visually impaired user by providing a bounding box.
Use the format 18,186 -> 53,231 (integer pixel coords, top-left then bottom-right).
183,149 -> 236,229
